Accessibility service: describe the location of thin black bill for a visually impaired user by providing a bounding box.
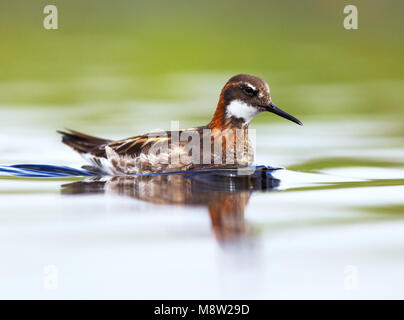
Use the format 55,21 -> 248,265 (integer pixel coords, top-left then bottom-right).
267,102 -> 303,126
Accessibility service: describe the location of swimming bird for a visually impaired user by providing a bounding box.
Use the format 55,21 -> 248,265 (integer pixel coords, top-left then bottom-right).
58,74 -> 302,175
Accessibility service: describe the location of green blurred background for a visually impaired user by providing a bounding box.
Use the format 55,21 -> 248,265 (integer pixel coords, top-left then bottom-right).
0,0 -> 403,122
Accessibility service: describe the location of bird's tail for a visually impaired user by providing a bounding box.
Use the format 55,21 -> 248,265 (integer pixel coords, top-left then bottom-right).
57,129 -> 111,155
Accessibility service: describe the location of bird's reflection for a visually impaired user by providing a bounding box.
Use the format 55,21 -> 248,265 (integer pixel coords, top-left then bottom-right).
62,167 -> 280,243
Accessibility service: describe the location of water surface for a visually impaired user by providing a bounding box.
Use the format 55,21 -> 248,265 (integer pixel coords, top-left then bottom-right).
1,106 -> 404,299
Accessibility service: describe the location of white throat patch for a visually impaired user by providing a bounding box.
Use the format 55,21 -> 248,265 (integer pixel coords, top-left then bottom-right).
226,100 -> 260,123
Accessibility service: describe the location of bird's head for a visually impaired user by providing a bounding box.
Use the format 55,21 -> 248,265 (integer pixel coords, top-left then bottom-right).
210,74 -> 302,129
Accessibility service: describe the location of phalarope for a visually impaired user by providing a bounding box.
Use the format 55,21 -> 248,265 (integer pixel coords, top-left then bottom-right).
59,74 -> 302,175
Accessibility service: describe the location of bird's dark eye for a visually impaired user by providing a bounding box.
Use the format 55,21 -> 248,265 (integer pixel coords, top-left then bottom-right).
242,86 -> 255,96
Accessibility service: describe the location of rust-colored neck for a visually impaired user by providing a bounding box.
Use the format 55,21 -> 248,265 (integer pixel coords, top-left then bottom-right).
208,84 -> 248,130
